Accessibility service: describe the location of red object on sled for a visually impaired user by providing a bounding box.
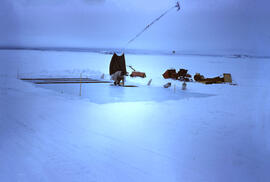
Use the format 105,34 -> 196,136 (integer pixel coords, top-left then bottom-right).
130,71 -> 146,78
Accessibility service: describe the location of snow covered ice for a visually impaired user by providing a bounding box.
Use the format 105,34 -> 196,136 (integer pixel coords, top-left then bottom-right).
0,50 -> 269,182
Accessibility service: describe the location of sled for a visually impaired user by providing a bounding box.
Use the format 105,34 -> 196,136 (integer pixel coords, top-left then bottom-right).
110,84 -> 138,87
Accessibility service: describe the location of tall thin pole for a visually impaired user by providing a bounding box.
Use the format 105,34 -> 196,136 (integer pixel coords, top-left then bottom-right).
79,73 -> 82,96
125,1 -> 181,47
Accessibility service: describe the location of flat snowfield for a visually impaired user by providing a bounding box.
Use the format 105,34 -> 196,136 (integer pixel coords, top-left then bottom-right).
0,50 -> 269,182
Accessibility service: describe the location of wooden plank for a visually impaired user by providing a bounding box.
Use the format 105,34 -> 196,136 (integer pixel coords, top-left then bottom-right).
123,85 -> 138,87
35,81 -> 112,84
20,78 -> 100,81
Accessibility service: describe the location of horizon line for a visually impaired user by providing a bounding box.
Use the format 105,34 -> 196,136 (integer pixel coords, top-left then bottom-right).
0,46 -> 269,59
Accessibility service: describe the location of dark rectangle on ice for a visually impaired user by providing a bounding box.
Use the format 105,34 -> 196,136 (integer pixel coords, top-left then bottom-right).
20,78 -> 112,84
35,81 -> 112,84
21,78 -> 100,81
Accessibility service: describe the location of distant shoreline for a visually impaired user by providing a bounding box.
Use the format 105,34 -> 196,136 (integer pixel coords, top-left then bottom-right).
0,46 -> 269,60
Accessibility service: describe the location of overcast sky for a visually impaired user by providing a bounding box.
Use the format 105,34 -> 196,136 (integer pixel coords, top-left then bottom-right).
1,0 -> 269,55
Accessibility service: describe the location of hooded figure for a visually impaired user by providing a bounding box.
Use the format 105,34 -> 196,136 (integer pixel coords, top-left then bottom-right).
109,53 -> 127,86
